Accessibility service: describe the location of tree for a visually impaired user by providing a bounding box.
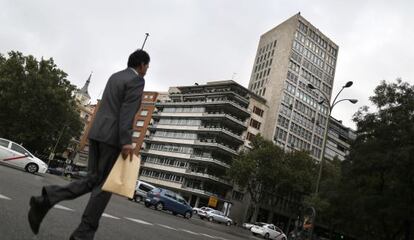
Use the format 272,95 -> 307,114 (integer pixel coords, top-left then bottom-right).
336,79 -> 414,240
228,136 -> 317,223
0,51 -> 83,155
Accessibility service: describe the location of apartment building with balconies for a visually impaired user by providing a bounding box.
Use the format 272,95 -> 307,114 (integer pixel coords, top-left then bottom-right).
139,80 -> 256,207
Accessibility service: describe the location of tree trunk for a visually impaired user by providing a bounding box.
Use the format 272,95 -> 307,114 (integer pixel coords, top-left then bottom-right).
404,220 -> 412,240
250,204 -> 260,223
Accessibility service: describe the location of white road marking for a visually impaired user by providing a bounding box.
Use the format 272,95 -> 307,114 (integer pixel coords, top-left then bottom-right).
102,213 -> 120,220
157,224 -> 177,230
200,233 -> 216,238
54,204 -> 75,211
0,194 -> 11,200
124,217 -> 153,225
179,229 -> 200,235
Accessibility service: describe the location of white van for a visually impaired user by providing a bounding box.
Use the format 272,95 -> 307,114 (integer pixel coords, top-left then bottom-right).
131,180 -> 156,202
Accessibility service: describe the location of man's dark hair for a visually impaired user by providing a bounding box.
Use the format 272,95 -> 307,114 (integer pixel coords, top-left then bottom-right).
127,49 -> 150,68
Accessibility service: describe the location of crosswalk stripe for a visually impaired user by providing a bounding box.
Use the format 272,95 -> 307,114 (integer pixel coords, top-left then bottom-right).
0,194 -> 11,200
179,229 -> 200,235
54,204 -> 75,211
125,217 -> 153,225
102,213 -> 120,220
157,224 -> 177,230
200,233 -> 216,238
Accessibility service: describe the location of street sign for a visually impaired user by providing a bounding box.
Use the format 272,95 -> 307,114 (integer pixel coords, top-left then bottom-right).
48,153 -> 55,160
208,196 -> 218,208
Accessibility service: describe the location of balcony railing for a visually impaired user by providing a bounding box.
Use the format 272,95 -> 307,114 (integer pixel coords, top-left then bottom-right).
156,100 -> 249,115
185,170 -> 231,185
194,140 -> 238,155
198,126 -> 243,142
190,155 -> 230,168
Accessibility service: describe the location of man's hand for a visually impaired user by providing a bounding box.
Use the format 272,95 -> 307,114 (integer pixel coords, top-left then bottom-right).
121,144 -> 134,162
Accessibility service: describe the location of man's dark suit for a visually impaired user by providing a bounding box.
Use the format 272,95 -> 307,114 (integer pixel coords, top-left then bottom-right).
43,68 -> 145,240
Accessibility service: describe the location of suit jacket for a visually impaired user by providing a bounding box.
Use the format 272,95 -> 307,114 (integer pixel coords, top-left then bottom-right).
88,68 -> 145,148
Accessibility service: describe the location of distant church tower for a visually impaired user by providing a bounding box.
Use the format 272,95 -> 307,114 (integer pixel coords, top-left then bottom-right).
75,72 -> 92,106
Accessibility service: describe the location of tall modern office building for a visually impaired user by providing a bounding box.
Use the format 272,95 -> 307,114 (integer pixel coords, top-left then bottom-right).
248,13 -> 339,161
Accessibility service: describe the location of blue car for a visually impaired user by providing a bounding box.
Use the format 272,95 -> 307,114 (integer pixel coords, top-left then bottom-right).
145,188 -> 193,219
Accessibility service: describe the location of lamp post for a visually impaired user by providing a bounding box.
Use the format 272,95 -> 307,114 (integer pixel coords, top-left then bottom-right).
307,81 -> 357,194
47,125 -> 68,166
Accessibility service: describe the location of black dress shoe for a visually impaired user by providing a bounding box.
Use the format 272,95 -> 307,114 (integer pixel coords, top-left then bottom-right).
28,196 -> 51,234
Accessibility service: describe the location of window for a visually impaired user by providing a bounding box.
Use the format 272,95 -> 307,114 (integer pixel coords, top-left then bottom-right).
0,139 -> 9,148
250,119 -> 261,130
232,191 -> 244,201
138,184 -> 153,192
246,132 -> 256,141
133,131 -> 141,138
136,121 -> 144,127
11,143 -> 30,156
140,110 -> 148,116
253,106 -> 264,117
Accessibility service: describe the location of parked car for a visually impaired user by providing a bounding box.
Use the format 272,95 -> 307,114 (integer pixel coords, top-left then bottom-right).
192,206 -> 213,215
242,222 -> 266,230
250,223 -> 286,240
205,210 -> 233,226
0,138 -> 48,174
198,207 -> 214,219
47,167 -> 65,176
145,188 -> 193,219
130,180 -> 156,202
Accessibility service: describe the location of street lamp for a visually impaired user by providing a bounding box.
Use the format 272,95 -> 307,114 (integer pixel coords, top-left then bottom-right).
47,125 -> 68,166
307,81 -> 357,194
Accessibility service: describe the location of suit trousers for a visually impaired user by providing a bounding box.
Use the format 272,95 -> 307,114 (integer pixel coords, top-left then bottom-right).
43,139 -> 120,240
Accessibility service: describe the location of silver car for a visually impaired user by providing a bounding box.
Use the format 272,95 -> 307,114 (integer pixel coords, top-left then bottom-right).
206,210 -> 233,226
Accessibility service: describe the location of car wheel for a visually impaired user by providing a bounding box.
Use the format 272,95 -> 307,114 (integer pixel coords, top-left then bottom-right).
199,216 -> 204,220
208,216 -> 214,222
184,211 -> 192,219
172,212 -> 177,216
155,202 -> 164,211
135,195 -> 142,202
226,221 -> 231,226
264,233 -> 270,239
144,202 -> 151,208
25,163 -> 38,174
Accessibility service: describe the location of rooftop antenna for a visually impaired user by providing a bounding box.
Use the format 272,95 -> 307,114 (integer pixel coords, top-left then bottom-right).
141,33 -> 150,49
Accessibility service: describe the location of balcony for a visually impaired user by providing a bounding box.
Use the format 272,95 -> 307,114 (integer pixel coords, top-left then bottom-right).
139,176 -> 183,190
156,100 -> 249,116
194,140 -> 238,156
190,155 -> 230,168
181,186 -> 215,198
170,90 -> 250,105
202,113 -> 247,128
198,126 -> 243,142
141,162 -> 187,174
185,170 -> 231,186
145,136 -> 196,145
140,148 -> 192,160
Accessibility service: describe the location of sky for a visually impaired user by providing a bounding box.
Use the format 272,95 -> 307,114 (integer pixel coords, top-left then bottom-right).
1,0 -> 413,129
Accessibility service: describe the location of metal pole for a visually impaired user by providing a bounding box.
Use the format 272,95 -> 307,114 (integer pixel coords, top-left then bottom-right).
314,106 -> 331,194
141,33 -> 150,49
47,125 -> 66,166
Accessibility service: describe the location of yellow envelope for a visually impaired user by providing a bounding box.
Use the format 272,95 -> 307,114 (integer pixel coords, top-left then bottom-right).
102,153 -> 141,198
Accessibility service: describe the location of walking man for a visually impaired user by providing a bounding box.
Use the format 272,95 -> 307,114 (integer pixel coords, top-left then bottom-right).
28,49 -> 149,240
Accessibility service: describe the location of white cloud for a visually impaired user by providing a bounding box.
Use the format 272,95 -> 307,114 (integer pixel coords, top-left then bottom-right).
1,0 -> 413,129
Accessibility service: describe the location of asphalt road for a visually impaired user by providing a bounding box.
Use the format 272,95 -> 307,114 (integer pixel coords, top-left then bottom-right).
0,164 -> 257,240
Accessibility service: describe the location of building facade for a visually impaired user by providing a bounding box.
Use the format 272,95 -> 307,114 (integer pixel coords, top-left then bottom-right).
247,13 -> 339,161
140,80 -> 254,208
325,117 -> 356,161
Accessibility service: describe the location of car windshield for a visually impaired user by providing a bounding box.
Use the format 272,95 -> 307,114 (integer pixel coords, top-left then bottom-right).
256,223 -> 266,227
